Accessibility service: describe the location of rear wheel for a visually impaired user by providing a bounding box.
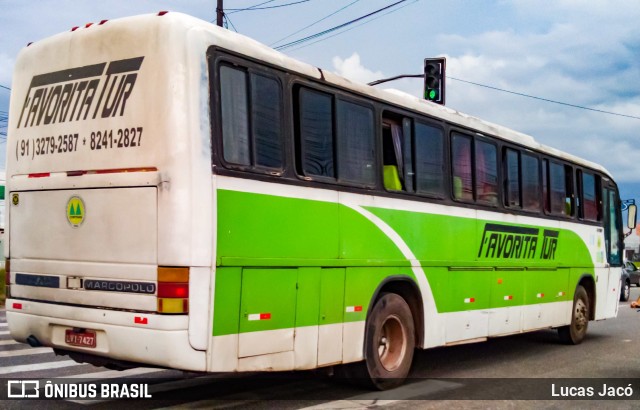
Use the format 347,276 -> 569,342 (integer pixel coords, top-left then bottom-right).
363,293 -> 415,390
621,280 -> 631,302
558,285 -> 589,345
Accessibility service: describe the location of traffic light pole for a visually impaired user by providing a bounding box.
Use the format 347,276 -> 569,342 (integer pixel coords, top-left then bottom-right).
367,74 -> 423,86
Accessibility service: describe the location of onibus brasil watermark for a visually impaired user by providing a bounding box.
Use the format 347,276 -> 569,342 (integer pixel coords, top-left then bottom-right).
7,380 -> 152,399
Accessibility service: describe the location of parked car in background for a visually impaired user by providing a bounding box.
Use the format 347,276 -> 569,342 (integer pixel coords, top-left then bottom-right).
621,266 -> 631,302
624,261 -> 640,287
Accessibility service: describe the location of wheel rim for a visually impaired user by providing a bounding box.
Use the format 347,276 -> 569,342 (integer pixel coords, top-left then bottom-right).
377,314 -> 407,372
574,298 -> 588,332
625,284 -> 630,300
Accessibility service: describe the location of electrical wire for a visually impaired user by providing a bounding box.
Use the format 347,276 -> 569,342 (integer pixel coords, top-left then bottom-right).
285,0 -> 419,52
0,84 -> 10,92
447,76 -> 640,121
224,13 -> 238,32
270,0 -> 361,47
275,0 -> 407,51
226,0 -> 310,12
226,0 -> 276,15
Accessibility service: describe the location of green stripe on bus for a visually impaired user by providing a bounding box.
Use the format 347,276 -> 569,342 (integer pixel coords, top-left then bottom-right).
213,189 -> 594,336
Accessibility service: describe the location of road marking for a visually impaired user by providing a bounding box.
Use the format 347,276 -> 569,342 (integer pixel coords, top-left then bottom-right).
0,347 -> 52,358
0,331 -> 9,335
0,360 -> 79,375
0,339 -> 19,346
0,323 -> 8,328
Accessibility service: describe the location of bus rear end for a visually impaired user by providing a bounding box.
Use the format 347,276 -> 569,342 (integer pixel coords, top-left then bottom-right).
4,12 -> 213,371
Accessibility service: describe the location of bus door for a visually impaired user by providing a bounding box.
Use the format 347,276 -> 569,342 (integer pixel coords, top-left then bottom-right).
597,185 -> 623,319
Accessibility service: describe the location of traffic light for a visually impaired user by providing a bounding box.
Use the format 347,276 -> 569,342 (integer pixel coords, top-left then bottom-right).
423,58 -> 446,105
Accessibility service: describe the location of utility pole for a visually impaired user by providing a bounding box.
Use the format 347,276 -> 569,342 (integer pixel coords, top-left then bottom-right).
216,0 -> 224,27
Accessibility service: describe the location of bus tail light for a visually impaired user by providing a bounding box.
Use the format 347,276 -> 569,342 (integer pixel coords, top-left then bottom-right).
157,267 -> 189,314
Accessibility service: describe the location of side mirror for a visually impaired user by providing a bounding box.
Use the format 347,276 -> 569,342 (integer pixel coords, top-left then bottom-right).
628,204 -> 637,230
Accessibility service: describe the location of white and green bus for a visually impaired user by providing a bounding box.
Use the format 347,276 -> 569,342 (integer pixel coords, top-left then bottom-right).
5,12 -> 636,389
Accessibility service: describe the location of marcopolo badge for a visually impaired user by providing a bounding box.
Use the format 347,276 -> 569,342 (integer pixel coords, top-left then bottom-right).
66,196 -> 86,228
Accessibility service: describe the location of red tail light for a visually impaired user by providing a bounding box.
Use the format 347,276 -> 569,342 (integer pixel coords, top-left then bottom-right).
157,283 -> 189,298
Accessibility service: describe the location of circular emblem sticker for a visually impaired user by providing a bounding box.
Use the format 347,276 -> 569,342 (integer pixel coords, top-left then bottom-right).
12,193 -> 19,206
66,196 -> 86,228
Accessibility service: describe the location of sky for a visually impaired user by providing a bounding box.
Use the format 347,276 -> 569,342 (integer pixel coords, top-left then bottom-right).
1,0 -> 639,201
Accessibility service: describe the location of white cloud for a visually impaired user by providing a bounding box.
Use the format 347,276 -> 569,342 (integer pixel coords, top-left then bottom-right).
331,53 -> 384,85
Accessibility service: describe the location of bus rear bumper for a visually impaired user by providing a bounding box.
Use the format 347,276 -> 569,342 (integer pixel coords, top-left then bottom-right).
5,299 -> 206,372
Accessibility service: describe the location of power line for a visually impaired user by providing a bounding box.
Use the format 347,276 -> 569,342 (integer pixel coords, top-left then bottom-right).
275,0 -> 407,51
447,76 -> 640,121
226,0 -> 310,12
282,0 -> 418,52
270,0 -> 361,47
226,0 -> 276,15
224,13 -> 239,32
0,84 -> 10,92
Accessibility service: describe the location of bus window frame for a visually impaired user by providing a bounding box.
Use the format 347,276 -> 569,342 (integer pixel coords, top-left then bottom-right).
211,54 -> 287,176
292,80 -> 377,189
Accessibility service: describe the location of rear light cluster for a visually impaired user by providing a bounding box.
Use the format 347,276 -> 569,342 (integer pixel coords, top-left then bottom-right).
157,267 -> 189,314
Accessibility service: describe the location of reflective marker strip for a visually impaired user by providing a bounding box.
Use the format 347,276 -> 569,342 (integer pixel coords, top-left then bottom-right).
134,317 -> 148,325
248,313 -> 271,321
345,306 -> 363,313
537,293 -> 545,298
504,295 -> 513,301
464,298 -> 475,303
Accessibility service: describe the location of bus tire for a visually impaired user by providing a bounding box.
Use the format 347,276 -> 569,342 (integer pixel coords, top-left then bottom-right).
558,285 -> 589,345
363,292 -> 415,390
620,279 -> 630,302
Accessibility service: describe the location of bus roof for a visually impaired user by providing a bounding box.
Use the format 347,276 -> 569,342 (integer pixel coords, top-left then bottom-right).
20,11 -> 611,179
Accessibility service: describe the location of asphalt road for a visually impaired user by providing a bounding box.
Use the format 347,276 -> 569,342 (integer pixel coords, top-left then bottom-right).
3,288 -> 640,409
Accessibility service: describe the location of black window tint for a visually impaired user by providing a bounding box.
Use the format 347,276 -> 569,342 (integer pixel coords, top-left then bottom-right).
220,65 -> 250,165
522,153 -> 541,211
414,122 -> 444,196
402,118 -> 414,193
476,140 -> 498,205
252,74 -> 282,168
299,88 -> 334,178
550,162 -> 567,215
452,133 -> 473,201
582,172 -> 598,221
337,100 -> 375,185
505,148 -> 520,207
542,159 -> 550,212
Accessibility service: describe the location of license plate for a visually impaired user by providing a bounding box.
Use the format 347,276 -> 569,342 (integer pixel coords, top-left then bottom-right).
65,329 -> 97,348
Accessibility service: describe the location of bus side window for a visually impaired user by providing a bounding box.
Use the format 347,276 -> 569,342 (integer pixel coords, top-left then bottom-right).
451,133 -> 473,201
297,88 -> 335,179
219,64 -> 283,171
414,121 -> 444,196
220,65 -> 250,166
578,170 -> 601,221
521,153 -> 541,211
475,140 -> 498,205
382,118 -> 405,191
336,100 -> 375,186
